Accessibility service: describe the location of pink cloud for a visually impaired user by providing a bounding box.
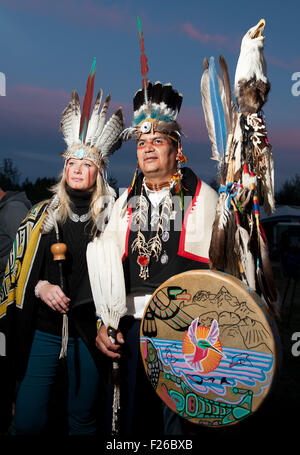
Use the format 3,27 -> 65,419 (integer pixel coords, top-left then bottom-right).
181,24 -> 298,73
182,23 -> 228,47
2,84 -> 299,155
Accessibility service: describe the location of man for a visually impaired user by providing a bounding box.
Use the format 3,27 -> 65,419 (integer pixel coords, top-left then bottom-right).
0,187 -> 31,283
88,81 -> 218,435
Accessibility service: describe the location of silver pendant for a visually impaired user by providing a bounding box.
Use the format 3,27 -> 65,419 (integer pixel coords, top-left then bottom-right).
160,251 -> 168,265
69,211 -> 91,223
162,231 -> 169,242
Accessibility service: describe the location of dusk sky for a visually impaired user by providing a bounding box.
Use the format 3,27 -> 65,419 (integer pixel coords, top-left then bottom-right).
0,0 -> 299,192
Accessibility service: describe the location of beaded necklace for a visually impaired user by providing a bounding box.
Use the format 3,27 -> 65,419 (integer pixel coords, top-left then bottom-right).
131,178 -> 173,279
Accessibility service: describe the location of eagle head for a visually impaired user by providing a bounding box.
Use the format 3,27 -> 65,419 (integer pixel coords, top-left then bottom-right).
234,19 -> 270,114
243,18 -> 265,47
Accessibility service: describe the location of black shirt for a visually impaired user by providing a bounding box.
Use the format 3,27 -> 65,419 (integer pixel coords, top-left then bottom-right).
36,187 -> 95,336
124,168 -> 209,296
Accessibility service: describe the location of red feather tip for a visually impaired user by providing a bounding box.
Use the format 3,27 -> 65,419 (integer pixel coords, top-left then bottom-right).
79,58 -> 96,142
136,16 -> 149,104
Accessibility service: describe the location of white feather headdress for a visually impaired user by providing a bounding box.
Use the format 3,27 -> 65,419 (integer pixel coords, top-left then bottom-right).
61,58 -> 124,170
40,59 -> 124,235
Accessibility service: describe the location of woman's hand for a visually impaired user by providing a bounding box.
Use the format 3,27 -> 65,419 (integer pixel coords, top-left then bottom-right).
38,282 -> 70,314
95,324 -> 124,359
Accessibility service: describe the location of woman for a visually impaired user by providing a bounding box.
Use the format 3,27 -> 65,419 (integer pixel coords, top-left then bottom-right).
0,61 -> 124,435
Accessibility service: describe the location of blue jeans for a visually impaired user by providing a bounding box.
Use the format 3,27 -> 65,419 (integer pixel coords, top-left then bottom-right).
12,330 -> 100,435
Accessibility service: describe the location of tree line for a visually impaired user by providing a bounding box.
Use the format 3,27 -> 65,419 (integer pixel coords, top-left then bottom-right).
0,158 -> 118,205
1,158 -> 299,206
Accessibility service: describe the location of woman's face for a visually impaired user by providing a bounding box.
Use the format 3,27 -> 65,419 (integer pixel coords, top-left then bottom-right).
66,158 -> 98,191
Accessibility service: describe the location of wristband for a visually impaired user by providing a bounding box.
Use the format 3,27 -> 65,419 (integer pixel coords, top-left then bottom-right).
34,280 -> 50,298
97,317 -> 103,331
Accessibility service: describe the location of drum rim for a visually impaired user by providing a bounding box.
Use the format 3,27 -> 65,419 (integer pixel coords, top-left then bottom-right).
140,269 -> 280,427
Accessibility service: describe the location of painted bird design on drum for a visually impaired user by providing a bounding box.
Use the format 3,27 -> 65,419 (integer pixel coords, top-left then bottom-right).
142,286 -> 193,337
143,339 -> 163,390
184,318 -> 224,372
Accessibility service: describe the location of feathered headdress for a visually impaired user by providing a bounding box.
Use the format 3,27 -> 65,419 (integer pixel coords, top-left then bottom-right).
61,58 -> 124,170
40,59 -> 124,236
122,17 -> 183,141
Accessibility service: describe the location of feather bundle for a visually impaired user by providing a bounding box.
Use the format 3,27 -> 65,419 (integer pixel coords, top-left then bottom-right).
87,235 -> 127,328
201,20 -> 278,316
201,56 -> 234,182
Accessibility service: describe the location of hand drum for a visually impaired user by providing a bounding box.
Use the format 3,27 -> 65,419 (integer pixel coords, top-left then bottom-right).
140,270 -> 280,427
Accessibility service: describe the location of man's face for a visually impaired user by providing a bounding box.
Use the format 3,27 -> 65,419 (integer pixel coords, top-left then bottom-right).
66,158 -> 98,191
137,132 -> 179,181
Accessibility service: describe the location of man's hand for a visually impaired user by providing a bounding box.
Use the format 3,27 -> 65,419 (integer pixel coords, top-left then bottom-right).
95,324 -> 124,359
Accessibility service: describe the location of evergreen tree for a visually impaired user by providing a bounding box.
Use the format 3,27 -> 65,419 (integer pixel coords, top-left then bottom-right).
276,174 -> 300,206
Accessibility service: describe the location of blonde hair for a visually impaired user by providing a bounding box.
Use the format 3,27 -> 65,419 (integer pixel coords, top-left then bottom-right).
49,166 -> 112,238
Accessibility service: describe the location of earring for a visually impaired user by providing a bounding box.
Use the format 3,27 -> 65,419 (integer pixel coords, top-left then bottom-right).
176,150 -> 187,165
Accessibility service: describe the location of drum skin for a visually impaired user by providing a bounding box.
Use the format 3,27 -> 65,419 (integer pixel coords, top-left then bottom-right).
140,270 -> 280,427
